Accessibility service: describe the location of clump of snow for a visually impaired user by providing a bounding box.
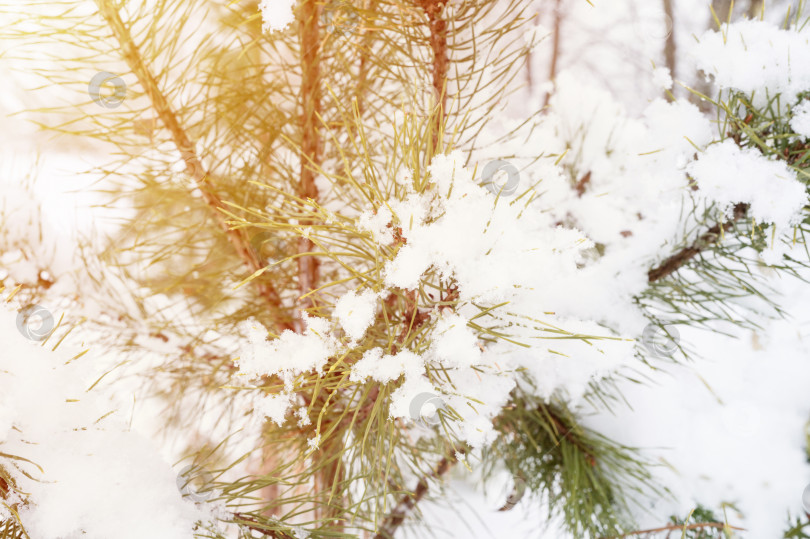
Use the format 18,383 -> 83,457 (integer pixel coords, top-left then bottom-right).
357,206 -> 394,244
692,20 -> 810,105
255,391 -> 295,427
585,309 -> 810,538
436,369 -> 517,448
237,315 -> 339,424
387,375 -> 440,420
237,314 -> 338,380
383,151 -> 594,306
642,99 -> 714,166
259,0 -> 295,33
429,313 -> 481,369
791,100 -> 810,139
350,348 -> 424,383
687,140 -> 807,229
334,289 -> 377,341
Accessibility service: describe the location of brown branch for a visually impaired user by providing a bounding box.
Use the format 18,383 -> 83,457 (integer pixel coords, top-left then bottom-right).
93,0 -> 293,332
373,455 -> 456,539
647,203 -> 748,283
416,0 -> 449,149
295,0 -> 322,324
297,0 -> 342,528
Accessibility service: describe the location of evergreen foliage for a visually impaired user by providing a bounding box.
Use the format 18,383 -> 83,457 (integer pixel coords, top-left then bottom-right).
0,0 -> 809,537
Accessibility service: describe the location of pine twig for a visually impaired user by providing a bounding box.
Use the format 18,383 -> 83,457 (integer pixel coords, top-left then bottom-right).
373,455 -> 456,539
647,203 -> 748,283
539,402 -> 598,466
92,0 -> 293,332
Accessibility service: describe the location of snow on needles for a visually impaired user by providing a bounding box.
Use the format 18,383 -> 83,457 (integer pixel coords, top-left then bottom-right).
238,150 -> 637,449
383,151 -> 593,305
692,19 -> 810,106
687,140 -> 807,229
237,16 -> 810,462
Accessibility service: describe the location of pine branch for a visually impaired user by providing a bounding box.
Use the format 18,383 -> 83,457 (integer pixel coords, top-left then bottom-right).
647,203 -> 748,283
538,402 -> 597,465
92,0 -> 293,332
373,454 -> 456,539
370,3 -> 456,531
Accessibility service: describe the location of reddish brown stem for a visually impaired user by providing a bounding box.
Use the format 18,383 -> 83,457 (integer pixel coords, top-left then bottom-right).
295,0 -> 323,325
416,0 -> 449,148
